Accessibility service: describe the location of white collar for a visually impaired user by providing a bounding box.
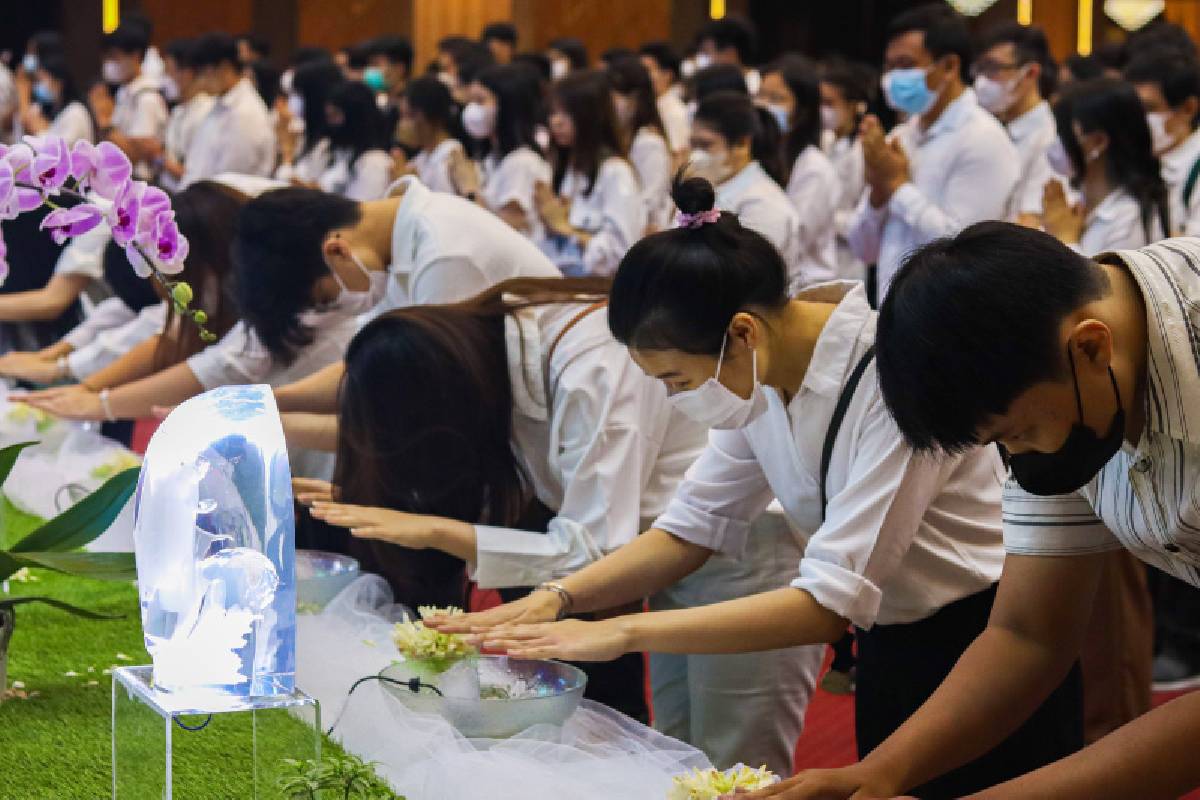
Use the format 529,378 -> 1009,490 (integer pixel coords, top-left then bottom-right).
797,282 -> 875,399
1086,188 -> 1133,225
920,87 -> 977,142
505,307 -> 550,422
718,160 -> 769,200
1006,100 -> 1052,143
216,78 -> 253,109
1161,127 -> 1200,182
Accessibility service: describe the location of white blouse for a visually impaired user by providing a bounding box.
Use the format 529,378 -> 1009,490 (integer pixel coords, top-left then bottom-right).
785,145 -> 840,287
1070,189 -> 1157,257
411,137 -> 463,195
539,156 -> 646,277
630,127 -> 673,231
822,131 -> 867,280
48,101 -> 94,146
471,303 -> 707,588
482,146 -> 552,239
716,161 -> 803,292
318,148 -> 393,201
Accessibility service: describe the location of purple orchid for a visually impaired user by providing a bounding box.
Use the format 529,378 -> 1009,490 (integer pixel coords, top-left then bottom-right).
40,203 -> 104,245
104,179 -> 146,248
25,135 -> 72,194
149,212 -> 188,274
69,140 -> 132,200
0,144 -> 47,218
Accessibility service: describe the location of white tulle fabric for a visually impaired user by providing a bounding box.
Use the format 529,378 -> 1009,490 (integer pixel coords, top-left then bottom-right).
297,575 -> 712,799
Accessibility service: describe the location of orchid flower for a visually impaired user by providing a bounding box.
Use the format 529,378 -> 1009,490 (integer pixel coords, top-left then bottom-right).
25,135 -> 72,194
40,204 -> 104,245
69,140 -> 132,200
0,145 -> 46,218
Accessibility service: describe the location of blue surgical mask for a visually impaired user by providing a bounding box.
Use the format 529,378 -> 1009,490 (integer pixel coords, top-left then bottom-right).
764,102 -> 790,134
882,67 -> 936,116
363,67 -> 388,93
32,81 -> 55,106
22,54 -> 38,74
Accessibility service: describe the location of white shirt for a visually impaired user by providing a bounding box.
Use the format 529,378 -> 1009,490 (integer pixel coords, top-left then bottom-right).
471,303 -> 707,588
1160,127 -> 1200,236
48,101 -> 94,146
716,161 -> 803,293
822,131 -> 867,280
1070,189 -> 1156,256
785,145 -> 840,287
181,78 -> 276,188
538,157 -> 645,277
657,90 -> 690,153
382,176 -> 561,310
53,213 -> 111,280
848,90 -> 1020,297
318,148 -> 393,201
630,127 -> 673,231
112,72 -> 167,141
164,93 -> 215,164
1005,101 -> 1057,219
275,138 -> 331,184
66,302 -> 166,379
654,282 -> 1005,627
482,146 -> 552,239
1001,237 -> 1200,587
411,138 -> 463,195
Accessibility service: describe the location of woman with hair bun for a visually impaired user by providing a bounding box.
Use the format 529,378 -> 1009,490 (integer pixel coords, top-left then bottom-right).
437,176 -> 1084,795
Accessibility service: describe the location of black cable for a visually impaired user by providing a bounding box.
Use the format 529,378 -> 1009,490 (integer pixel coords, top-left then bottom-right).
174,714 -> 213,732
325,673 -> 444,736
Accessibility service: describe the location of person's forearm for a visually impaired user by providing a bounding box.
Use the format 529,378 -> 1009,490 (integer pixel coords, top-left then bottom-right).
862,623 -> 1083,794
620,587 -> 847,655
106,363 -> 204,419
80,335 -> 162,390
274,361 -> 344,413
559,528 -> 713,614
0,276 -> 87,321
971,691 -> 1200,800
281,412 -> 339,452
39,341 -> 74,360
104,131 -> 159,164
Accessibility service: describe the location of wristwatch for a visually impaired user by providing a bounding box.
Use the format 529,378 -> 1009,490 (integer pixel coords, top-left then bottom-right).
535,582 -> 574,621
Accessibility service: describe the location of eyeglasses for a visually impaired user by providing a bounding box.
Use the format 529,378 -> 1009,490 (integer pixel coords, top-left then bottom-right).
970,60 -> 1024,80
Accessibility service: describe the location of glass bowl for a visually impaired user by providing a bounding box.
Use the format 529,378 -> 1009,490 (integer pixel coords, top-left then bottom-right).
295,550 -> 359,609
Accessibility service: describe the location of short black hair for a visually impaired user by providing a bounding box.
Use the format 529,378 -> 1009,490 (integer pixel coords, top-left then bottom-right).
601,47 -> 635,67
237,32 -> 271,61
233,188 -> 363,365
978,21 -> 1057,98
639,41 -> 681,80
690,63 -> 748,102
291,46 -> 332,68
697,16 -> 757,65
249,60 -> 281,108
694,90 -> 785,185
888,5 -> 972,82
482,22 -> 518,46
190,32 -> 240,71
163,38 -> 198,70
1125,50 -> 1200,124
369,35 -> 414,72
609,174 -> 788,355
876,221 -> 1110,453
102,23 -> 149,59
1127,21 -> 1197,60
1064,53 -> 1105,83
549,37 -> 588,70
453,41 -> 496,86
512,51 -> 552,83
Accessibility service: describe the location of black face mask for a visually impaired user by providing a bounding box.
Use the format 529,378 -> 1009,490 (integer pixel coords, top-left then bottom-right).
1007,346 -> 1125,496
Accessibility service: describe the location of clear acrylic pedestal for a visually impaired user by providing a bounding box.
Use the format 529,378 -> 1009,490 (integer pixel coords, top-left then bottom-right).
111,666 -> 320,799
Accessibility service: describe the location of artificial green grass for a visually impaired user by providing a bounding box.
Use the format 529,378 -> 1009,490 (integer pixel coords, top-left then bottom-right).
0,506 -> 343,800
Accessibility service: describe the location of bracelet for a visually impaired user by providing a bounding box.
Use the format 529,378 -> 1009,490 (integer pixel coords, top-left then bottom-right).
98,388 -> 116,423
535,582 -> 574,621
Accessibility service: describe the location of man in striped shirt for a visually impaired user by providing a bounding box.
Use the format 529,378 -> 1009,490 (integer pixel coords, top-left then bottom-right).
748,222 -> 1200,800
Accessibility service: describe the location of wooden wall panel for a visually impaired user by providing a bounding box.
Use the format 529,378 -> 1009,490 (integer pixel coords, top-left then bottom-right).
1165,0 -> 1200,44
512,0 -> 672,61
1031,0 -> 1079,62
133,0 -> 254,43
296,0 -> 410,55
413,0 -> 512,71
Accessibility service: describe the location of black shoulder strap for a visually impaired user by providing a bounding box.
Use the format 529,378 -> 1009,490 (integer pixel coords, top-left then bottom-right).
1184,153 -> 1200,212
820,346 -> 876,521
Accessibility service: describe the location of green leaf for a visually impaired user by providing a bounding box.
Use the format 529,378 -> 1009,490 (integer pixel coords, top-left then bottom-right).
0,552 -> 19,582
0,595 -> 123,619
9,467 -> 139,554
10,551 -> 136,582
0,441 -> 36,489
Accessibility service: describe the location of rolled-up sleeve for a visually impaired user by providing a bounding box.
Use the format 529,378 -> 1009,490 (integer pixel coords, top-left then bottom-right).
790,394 -> 950,629
185,321 -> 273,390
1001,481 -> 1120,556
653,428 -> 774,558
67,302 -> 166,379
63,297 -> 135,350
582,161 -> 646,277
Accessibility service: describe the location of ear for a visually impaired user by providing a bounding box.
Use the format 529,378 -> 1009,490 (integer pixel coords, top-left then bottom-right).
938,53 -> 961,83
728,312 -> 762,352
1025,62 -> 1042,86
1069,320 -> 1114,371
321,232 -> 346,263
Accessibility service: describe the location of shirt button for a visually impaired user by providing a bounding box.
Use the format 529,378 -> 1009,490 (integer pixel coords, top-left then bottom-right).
1134,458 -> 1152,473
1165,543 -> 1182,553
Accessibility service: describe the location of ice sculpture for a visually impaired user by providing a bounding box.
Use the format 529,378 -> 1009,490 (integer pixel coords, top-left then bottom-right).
132,385 -> 296,700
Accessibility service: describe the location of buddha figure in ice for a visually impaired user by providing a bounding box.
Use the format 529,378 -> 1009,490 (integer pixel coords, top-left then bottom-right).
132,384 -> 296,698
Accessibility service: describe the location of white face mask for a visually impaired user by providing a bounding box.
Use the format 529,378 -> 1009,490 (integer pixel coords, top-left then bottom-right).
667,335 -> 760,430
973,73 -> 1015,115
1146,111 -> 1176,155
102,59 -> 126,85
820,104 -> 841,132
551,59 -> 570,81
693,52 -> 714,72
1046,137 -> 1075,179
688,148 -> 731,185
463,101 -> 497,140
763,102 -> 790,133
287,92 -> 305,119
327,251 -> 389,315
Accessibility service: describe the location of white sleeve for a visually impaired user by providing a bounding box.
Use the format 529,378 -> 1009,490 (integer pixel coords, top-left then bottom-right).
581,161 -> 646,277
1072,204 -> 1147,256
53,223 -> 110,280
846,190 -> 887,264
789,159 -> 838,251
886,132 -> 1020,242
471,349 -> 667,588
653,428 -> 774,558
62,297 -> 136,349
66,302 -> 166,379
185,321 -> 274,390
630,134 -> 672,229
1001,480 -> 1120,556
487,152 -> 544,217
345,151 -> 393,201
789,391 -> 952,630
127,91 -> 168,140
407,256 -> 491,306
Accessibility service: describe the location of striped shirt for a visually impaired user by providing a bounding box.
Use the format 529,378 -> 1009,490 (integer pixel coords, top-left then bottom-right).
1003,237 -> 1200,587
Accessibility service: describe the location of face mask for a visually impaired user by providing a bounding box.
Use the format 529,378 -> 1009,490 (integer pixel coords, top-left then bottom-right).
667,335 -> 760,430
763,102 -> 790,134
22,54 -> 38,74
287,92 -> 304,120
694,52 -> 714,72
820,104 -> 841,132
973,72 -> 1019,115
32,81 -> 55,106
437,71 -> 457,89
280,68 -> 295,94
363,66 -> 388,93
551,59 -> 570,81
102,59 -> 126,85
1146,111 -> 1175,155
882,67 -> 936,116
1007,346 -> 1125,496
1046,137 -> 1075,179
462,101 -> 497,140
326,251 -> 390,315
535,125 -> 551,152
688,148 -> 731,185
162,76 -> 180,103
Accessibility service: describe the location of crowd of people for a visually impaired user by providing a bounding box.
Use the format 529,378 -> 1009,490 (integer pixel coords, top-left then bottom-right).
1,6 -> 1200,799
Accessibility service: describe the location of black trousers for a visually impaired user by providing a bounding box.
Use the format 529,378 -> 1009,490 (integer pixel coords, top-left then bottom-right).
855,584 -> 1084,800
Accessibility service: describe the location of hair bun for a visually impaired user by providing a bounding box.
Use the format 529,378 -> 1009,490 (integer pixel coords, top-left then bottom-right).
671,171 -> 717,217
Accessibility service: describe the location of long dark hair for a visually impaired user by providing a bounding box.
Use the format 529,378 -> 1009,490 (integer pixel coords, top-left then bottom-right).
549,70 -> 625,196
292,60 -> 344,158
38,53 -> 85,116
402,75 -> 466,144
327,80 -> 389,165
609,175 -> 788,355
694,90 -> 786,187
475,63 -> 543,160
335,276 -> 610,529
1053,77 -> 1170,243
607,56 -> 664,138
765,54 -> 822,169
155,182 -> 245,368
